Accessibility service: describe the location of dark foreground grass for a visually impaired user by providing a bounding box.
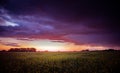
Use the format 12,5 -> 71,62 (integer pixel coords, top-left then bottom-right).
0,51 -> 120,73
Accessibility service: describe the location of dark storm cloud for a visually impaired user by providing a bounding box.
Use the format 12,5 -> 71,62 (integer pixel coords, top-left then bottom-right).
0,8 -> 58,37
0,0 -> 120,48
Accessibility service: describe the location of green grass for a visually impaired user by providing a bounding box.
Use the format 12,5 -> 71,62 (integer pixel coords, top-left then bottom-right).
0,51 -> 120,73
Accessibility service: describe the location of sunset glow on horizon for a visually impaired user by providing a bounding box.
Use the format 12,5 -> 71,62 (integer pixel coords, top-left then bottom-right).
0,37 -> 109,51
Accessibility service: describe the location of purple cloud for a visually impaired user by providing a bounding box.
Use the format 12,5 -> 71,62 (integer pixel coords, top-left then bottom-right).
16,38 -> 34,41
3,43 -> 20,47
0,41 -> 20,47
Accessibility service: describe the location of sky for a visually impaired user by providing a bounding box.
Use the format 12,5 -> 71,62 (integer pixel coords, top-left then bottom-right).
0,0 -> 120,51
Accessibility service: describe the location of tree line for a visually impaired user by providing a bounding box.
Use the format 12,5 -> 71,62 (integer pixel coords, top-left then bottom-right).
7,48 -> 36,52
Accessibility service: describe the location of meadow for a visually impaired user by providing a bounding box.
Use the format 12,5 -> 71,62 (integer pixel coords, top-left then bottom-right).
0,51 -> 120,73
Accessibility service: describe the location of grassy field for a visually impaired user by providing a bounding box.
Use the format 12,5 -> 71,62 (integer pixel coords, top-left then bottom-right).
0,51 -> 120,73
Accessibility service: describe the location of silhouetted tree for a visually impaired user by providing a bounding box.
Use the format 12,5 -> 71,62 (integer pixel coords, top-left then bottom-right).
104,49 -> 115,51
81,49 -> 89,52
8,48 -> 36,52
0,50 -> 6,52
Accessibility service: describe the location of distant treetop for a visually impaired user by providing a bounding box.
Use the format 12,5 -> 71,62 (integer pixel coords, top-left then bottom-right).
8,48 -> 36,52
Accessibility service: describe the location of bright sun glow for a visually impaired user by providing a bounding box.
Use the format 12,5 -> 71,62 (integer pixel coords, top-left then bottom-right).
27,39 -> 67,51
39,45 -> 64,51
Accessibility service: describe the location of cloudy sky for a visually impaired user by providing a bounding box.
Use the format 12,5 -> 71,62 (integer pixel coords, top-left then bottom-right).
0,0 -> 120,51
